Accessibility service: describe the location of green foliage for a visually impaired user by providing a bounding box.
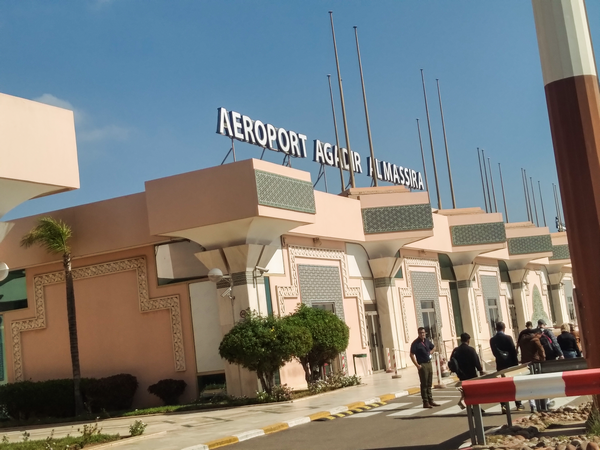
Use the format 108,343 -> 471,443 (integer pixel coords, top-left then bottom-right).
287,304 -> 350,382
20,217 -> 72,255
586,407 -> 600,435
83,374 -> 138,412
255,384 -> 294,403
0,375 -> 138,420
0,429 -> 119,449
129,420 -> 147,436
219,311 -> 312,394
308,372 -> 361,394
147,379 -> 187,405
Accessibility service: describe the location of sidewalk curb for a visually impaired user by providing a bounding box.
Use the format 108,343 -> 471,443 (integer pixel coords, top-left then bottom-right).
181,378 -> 458,450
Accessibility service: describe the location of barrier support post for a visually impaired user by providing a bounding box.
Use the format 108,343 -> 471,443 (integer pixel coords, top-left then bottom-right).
434,352 -> 443,388
472,404 -> 486,445
385,347 -> 393,373
466,405 -> 476,446
392,349 -> 402,379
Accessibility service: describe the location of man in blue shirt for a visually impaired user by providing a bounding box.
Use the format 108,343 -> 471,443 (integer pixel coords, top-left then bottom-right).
410,327 -> 440,408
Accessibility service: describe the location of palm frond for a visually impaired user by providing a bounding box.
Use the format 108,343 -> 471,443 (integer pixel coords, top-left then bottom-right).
20,217 -> 72,255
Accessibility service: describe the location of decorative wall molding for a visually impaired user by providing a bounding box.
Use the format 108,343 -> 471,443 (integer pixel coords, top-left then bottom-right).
11,257 -> 185,382
276,246 -> 368,348
401,258 -> 455,339
475,265 -> 503,332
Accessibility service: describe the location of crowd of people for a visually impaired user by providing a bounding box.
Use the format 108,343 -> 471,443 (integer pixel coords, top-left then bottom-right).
411,320 -> 583,412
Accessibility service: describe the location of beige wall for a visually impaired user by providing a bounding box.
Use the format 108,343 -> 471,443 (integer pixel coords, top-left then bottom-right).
4,246 -> 198,407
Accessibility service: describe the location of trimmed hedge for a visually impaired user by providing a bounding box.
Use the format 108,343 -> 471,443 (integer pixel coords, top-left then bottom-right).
148,379 -> 187,405
0,374 -> 138,419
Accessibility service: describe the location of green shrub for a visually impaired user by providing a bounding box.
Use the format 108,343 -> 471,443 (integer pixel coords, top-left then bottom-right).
129,419 -> 147,436
83,373 -> 138,412
0,374 -> 138,420
148,379 -> 187,405
308,372 -> 361,394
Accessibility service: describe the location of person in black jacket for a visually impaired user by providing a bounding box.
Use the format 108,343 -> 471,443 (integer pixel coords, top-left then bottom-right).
557,323 -> 581,358
450,333 -> 484,381
490,322 -> 523,412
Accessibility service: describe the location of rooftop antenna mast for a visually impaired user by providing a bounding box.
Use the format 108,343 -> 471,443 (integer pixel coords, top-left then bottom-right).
481,149 -> 493,211
524,169 -> 534,221
329,11 -> 356,189
521,169 -> 531,221
417,119 -> 430,194
354,26 -> 378,187
538,181 -> 547,227
499,163 -> 509,222
477,148 -> 489,212
487,157 -> 498,212
421,69 -> 441,209
530,176 -> 540,226
436,79 -> 456,208
328,74 -> 345,191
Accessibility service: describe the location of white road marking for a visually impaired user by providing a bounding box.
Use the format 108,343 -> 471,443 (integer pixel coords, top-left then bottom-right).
387,408 -> 425,417
433,404 -> 467,415
376,403 -> 411,411
348,412 -> 382,418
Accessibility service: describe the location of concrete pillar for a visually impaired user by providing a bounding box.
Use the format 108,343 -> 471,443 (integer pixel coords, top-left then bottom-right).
196,244 -> 276,398
548,272 -> 569,326
368,257 -> 406,367
453,264 -> 480,343
509,269 -> 529,329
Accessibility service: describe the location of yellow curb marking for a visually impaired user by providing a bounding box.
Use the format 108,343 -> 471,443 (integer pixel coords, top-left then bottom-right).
379,394 -> 396,402
309,411 -> 334,421
262,423 -> 289,434
345,401 -> 366,410
205,436 -> 240,449
407,387 -> 421,395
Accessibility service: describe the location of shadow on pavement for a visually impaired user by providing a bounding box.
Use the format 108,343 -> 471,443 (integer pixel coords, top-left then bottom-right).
366,429 -> 472,450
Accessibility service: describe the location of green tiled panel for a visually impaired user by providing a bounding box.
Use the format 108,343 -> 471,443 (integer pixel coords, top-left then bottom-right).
451,222 -> 506,247
255,170 -> 316,214
550,244 -> 570,260
362,204 -> 433,234
507,235 -> 553,255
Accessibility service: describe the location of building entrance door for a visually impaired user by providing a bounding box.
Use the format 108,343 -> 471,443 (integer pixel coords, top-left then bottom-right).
365,312 -> 385,372
421,300 -> 440,353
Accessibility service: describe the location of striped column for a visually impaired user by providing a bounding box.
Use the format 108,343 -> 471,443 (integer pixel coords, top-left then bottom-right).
461,368 -> 600,405
531,0 -> 600,370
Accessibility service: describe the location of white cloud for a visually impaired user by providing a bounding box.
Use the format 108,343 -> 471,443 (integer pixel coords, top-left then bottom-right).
34,93 -> 87,126
78,125 -> 130,143
33,93 -> 129,143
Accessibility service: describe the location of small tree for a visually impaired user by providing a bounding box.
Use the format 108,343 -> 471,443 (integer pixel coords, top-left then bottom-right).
219,311 -> 312,395
288,304 -> 350,383
20,217 -> 85,416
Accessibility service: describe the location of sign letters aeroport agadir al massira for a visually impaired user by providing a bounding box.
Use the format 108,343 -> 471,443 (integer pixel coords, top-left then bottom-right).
216,107 -> 425,190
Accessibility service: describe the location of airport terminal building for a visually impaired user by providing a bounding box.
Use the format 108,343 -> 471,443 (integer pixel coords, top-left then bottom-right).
0,97 -> 576,407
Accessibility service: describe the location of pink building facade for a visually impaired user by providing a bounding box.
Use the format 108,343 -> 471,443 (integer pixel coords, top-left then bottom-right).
0,110 -> 576,406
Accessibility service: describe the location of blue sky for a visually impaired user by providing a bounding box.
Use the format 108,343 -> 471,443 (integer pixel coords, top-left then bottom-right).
2,1 -> 599,228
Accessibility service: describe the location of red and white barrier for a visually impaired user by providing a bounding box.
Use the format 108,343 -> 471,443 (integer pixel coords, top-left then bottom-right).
385,348 -> 393,373
461,368 -> 600,405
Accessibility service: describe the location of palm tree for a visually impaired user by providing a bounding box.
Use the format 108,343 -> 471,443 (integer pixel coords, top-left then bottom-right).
21,217 -> 84,416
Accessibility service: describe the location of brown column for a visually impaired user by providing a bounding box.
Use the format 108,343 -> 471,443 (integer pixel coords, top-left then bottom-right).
532,0 -> 600,369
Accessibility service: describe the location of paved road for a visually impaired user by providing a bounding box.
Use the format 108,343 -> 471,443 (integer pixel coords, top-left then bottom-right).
232,387 -> 587,450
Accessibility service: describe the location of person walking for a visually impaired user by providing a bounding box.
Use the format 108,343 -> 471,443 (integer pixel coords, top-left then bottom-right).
557,323 -> 581,359
450,333 -> 484,381
570,323 -> 582,354
517,321 -> 533,353
520,328 -> 546,411
490,322 -> 523,412
538,319 -> 564,360
410,327 -> 440,409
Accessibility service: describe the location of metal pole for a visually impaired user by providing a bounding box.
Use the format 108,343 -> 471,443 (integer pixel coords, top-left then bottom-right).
436,79 -> 456,208
499,163 -> 509,222
555,183 -> 565,229
522,169 -> 532,221
472,404 -> 486,445
530,176 -> 540,226
477,148 -> 489,213
327,74 -> 345,191
354,26 -> 377,187
487,157 -> 498,213
329,11 -> 356,188
553,183 -> 560,230
524,169 -> 534,222
417,119 -> 430,193
538,181 -> 547,227
481,149 -> 493,211
421,69 -> 442,209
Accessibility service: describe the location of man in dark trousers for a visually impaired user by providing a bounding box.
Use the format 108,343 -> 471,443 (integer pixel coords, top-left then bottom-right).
490,321 -> 524,412
410,327 -> 440,409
